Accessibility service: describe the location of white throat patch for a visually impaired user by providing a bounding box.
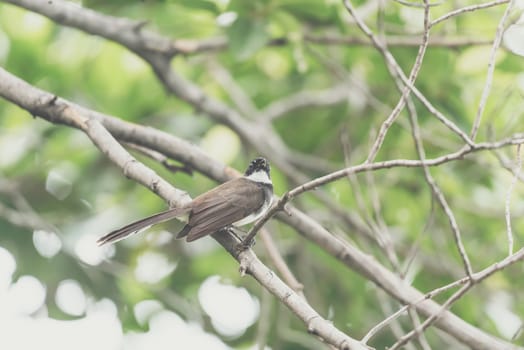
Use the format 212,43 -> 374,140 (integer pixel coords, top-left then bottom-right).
245,170 -> 272,184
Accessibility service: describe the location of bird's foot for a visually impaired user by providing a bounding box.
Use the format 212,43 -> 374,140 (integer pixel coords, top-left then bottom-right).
226,226 -> 243,242
227,227 -> 256,253
239,237 -> 256,250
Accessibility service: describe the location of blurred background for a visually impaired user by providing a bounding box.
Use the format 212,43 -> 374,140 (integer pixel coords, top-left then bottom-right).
1,0 -> 524,349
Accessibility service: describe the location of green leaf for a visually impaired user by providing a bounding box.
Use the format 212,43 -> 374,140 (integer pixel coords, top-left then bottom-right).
173,0 -> 219,13
226,17 -> 269,60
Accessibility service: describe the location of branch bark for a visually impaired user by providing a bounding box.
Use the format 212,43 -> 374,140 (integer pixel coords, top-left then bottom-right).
0,67 -> 368,350
0,66 -> 520,350
1,0 -> 522,348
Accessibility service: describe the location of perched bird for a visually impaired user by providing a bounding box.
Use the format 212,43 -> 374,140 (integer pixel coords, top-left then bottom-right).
97,157 -> 273,245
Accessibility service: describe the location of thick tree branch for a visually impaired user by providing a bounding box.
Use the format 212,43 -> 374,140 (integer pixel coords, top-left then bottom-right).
0,0 -> 521,344
1,66 -> 520,349
0,67 -> 367,350
2,0 -> 321,178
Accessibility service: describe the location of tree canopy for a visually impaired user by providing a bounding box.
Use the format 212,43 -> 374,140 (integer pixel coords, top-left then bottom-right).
0,0 -> 523,349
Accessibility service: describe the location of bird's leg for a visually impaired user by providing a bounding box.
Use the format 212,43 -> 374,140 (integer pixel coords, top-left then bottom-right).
227,227 -> 256,250
240,235 -> 256,249
225,226 -> 243,242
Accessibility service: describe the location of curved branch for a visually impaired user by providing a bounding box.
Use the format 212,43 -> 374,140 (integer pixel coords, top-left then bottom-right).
0,1 -> 521,346
0,67 -> 367,350
1,58 -> 520,350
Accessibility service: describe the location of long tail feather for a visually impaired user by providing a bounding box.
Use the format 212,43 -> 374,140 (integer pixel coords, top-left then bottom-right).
175,225 -> 192,239
97,207 -> 187,246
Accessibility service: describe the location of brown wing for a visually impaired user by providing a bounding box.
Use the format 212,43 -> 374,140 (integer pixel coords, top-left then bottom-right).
182,178 -> 265,242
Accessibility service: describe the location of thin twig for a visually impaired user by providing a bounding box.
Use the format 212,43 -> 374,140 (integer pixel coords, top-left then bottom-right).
494,149 -> 524,183
388,246 -> 524,349
260,84 -> 349,122
1,64 -> 518,350
388,283 -> 472,350
365,168 -> 401,271
306,34 -> 495,48
260,229 -> 305,298
340,130 -> 391,256
0,66 -> 367,350
404,72 -> 473,278
125,142 -> 194,176
431,0 -> 510,27
342,0 -> 474,147
505,144 -> 522,255
470,0 -> 515,140
362,276 -> 468,343
342,0 -> 456,163
407,308 -> 432,350
345,0 -> 431,162
512,323 -> 524,341
374,290 -> 418,350
408,100 -> 474,278
242,135 -> 524,244
287,136 -> 524,201
392,0 -> 442,8
207,60 -> 260,118
365,246 -> 524,345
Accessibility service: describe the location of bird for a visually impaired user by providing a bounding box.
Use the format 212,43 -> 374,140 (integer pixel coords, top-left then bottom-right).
97,157 -> 273,245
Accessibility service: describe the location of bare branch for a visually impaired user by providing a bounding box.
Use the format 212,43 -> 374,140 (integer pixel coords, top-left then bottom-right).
1,2 -> 522,347
365,0 -> 432,163
342,0 -> 473,163
407,308 -> 432,350
0,66 -> 367,350
431,0 -> 510,27
405,78 -> 473,277
216,231 -> 369,350
391,0 -> 442,8
341,0 -> 474,147
1,0 -> 192,56
208,60 -> 260,119
288,137 -> 524,201
362,274 -> 467,344
305,33 -> 496,48
260,229 -> 305,298
260,84 -> 349,121
0,201 -> 48,231
124,142 -> 194,176
0,63 -> 518,350
362,245 -> 524,346
373,290 -> 418,350
389,282 -> 472,350
242,133 -> 524,255
505,144 -> 522,255
281,207 -> 515,349
389,246 -> 524,349
470,0 -> 516,140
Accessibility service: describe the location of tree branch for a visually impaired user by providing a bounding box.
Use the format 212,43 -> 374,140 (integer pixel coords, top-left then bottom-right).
0,66 -> 368,350
1,66 -> 521,349
0,1 -> 521,346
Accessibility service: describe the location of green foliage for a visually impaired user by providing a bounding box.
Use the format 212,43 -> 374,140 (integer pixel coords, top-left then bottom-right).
1,0 -> 524,349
